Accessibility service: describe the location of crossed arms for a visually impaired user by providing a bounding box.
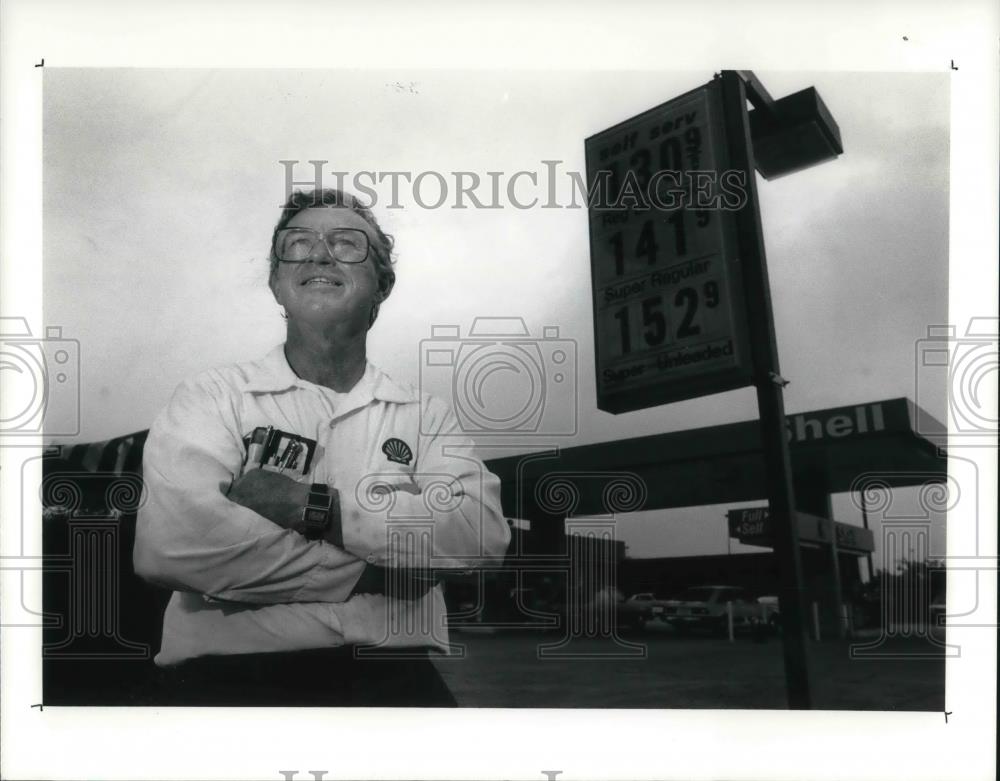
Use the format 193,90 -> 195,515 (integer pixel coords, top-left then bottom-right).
133,371 -> 510,609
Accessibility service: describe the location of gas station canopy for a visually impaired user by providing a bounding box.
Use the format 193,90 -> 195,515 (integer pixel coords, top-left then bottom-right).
486,398 -> 947,519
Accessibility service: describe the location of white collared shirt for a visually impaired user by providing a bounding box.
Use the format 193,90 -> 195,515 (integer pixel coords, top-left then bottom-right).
134,345 -> 509,666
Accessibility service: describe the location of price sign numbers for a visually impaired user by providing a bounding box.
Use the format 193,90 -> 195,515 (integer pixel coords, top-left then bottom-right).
585,81 -> 753,411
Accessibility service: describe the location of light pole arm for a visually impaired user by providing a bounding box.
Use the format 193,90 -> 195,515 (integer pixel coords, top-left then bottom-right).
736,70 -> 777,117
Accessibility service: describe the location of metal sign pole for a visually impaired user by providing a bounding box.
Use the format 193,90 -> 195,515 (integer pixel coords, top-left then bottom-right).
719,70 -> 813,709
828,517 -> 845,639
860,488 -> 876,582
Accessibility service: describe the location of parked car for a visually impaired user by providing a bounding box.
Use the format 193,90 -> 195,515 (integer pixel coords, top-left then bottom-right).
756,595 -> 781,634
618,592 -> 672,631
661,585 -> 761,635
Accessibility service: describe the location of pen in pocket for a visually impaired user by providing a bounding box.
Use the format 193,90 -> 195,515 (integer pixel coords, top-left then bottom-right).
276,439 -> 299,472
245,426 -> 269,470
284,440 -> 303,472
262,426 -> 278,465
242,426 -> 316,476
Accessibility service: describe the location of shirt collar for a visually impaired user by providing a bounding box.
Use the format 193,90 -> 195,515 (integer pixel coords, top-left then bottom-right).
243,344 -> 419,405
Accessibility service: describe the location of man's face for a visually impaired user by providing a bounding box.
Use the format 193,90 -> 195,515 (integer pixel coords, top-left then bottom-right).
269,206 -> 385,330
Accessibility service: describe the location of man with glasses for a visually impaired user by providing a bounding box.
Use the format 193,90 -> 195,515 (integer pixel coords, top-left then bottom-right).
134,188 -> 510,706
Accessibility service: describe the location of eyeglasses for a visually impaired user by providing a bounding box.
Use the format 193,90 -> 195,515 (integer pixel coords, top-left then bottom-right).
272,227 -> 370,264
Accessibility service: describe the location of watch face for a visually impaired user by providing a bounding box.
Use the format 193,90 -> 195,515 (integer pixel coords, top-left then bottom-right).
303,507 -> 327,524
308,486 -> 333,511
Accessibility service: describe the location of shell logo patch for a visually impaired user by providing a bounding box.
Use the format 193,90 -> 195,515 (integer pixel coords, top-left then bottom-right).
381,437 -> 413,465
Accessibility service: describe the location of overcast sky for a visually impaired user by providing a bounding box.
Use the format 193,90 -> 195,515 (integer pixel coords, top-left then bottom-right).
42,68 -> 950,563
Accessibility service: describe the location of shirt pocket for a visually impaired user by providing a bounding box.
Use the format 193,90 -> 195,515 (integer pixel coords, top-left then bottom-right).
351,452 -> 419,520
364,462 -> 418,492
238,423 -> 318,482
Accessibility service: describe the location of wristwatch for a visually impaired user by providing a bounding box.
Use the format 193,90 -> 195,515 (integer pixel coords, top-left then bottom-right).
301,483 -> 333,540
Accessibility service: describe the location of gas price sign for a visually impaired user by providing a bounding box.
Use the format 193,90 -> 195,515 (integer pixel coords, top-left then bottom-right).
585,79 -> 754,413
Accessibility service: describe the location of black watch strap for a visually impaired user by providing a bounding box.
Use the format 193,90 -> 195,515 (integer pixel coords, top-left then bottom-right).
301,482 -> 333,540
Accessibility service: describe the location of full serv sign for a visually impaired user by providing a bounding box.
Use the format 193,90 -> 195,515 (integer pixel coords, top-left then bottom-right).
727,507 -> 875,554
585,79 -> 753,413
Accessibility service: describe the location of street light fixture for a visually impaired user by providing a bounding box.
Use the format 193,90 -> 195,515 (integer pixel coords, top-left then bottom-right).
745,76 -> 844,179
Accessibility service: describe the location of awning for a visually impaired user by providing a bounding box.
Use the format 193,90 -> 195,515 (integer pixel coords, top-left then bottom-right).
486,398 -> 947,519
